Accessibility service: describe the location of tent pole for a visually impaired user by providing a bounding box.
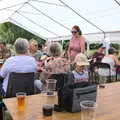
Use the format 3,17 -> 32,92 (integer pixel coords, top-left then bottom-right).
114,0 -> 120,6
28,3 -> 70,31
17,11 -> 59,37
59,0 -> 105,34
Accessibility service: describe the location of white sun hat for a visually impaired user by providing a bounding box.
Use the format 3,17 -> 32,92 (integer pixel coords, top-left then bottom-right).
74,53 -> 89,66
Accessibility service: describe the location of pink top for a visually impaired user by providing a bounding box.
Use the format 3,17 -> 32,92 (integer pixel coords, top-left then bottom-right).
69,36 -> 85,61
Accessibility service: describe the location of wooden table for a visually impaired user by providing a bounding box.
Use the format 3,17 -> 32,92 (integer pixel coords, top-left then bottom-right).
4,82 -> 120,120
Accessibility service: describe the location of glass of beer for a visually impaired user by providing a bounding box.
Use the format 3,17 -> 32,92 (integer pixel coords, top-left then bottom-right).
16,92 -> 26,111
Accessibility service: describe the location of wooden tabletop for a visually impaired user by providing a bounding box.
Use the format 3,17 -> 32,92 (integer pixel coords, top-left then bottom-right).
3,82 -> 120,120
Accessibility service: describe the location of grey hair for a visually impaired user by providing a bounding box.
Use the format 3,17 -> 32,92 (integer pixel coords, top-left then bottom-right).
48,42 -> 62,57
14,38 -> 29,54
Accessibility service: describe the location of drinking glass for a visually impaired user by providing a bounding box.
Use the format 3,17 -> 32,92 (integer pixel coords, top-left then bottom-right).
80,100 -> 97,120
42,104 -> 53,116
46,79 -> 57,96
16,92 -> 26,111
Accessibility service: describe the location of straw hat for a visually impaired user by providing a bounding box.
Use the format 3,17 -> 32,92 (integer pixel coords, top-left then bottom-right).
74,53 -> 89,66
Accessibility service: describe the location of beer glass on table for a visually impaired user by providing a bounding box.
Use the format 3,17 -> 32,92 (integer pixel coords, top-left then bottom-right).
80,100 -> 97,120
16,92 -> 26,111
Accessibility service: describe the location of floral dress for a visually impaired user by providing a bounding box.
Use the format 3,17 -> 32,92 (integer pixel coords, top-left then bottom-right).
41,57 -> 70,80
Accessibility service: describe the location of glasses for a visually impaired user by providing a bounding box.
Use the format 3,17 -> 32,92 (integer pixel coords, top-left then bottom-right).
71,31 -> 77,34
34,44 -> 38,47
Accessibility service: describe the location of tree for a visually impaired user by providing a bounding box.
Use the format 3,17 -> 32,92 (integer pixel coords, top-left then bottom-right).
62,40 -> 70,50
0,22 -> 45,44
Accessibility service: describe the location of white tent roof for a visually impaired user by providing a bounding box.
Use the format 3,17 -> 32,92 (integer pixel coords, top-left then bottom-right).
0,0 -> 120,41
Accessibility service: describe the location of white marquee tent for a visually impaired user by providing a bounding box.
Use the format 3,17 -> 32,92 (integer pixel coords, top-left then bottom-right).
0,0 -> 120,42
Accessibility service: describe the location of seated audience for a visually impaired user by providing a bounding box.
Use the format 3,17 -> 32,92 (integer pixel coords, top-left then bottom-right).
90,44 -> 106,74
0,38 -> 37,93
43,42 -> 70,74
0,41 -> 11,60
29,39 -> 42,61
68,53 -> 89,84
91,43 -> 105,64
99,48 -> 120,77
35,42 -> 70,91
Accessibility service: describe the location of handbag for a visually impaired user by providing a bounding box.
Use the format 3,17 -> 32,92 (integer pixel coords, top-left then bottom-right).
62,82 -> 97,112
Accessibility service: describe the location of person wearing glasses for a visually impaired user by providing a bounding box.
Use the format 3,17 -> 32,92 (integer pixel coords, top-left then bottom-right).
68,25 -> 86,62
29,39 -> 42,61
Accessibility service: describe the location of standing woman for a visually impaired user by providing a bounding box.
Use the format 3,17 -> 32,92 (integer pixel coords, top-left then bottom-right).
68,25 -> 86,62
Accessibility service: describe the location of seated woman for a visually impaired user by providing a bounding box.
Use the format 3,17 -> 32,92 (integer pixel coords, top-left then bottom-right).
68,53 -> 89,84
99,48 -> 120,77
0,38 -> 37,94
35,42 -> 70,91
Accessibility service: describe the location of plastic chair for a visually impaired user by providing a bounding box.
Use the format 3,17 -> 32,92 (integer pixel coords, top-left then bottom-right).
93,63 -> 111,84
6,72 -> 35,98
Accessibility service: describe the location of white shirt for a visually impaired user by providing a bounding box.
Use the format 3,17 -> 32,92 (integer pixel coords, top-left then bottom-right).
98,56 -> 116,76
72,70 -> 88,83
0,55 -> 37,92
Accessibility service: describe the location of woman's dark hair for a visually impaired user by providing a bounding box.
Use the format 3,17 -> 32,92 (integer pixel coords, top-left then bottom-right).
118,56 -> 120,61
72,25 -> 82,35
108,48 -> 115,55
38,43 -> 42,50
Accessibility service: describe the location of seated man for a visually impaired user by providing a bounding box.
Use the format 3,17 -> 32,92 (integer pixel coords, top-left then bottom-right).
90,44 -> 106,76
91,43 -> 106,64
0,38 -> 37,94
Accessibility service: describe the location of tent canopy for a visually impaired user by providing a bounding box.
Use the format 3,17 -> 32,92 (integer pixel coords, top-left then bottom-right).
0,0 -> 120,41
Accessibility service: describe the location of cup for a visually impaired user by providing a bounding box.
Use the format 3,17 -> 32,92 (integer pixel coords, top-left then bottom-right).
80,100 -> 97,120
42,104 -> 53,116
16,92 -> 26,111
46,79 -> 57,96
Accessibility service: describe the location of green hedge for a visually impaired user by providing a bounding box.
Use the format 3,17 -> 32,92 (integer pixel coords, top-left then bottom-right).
89,43 -> 101,50
111,43 -> 120,50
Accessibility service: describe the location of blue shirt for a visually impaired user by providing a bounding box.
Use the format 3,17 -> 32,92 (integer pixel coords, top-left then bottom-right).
0,55 -> 37,93
72,70 -> 88,83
